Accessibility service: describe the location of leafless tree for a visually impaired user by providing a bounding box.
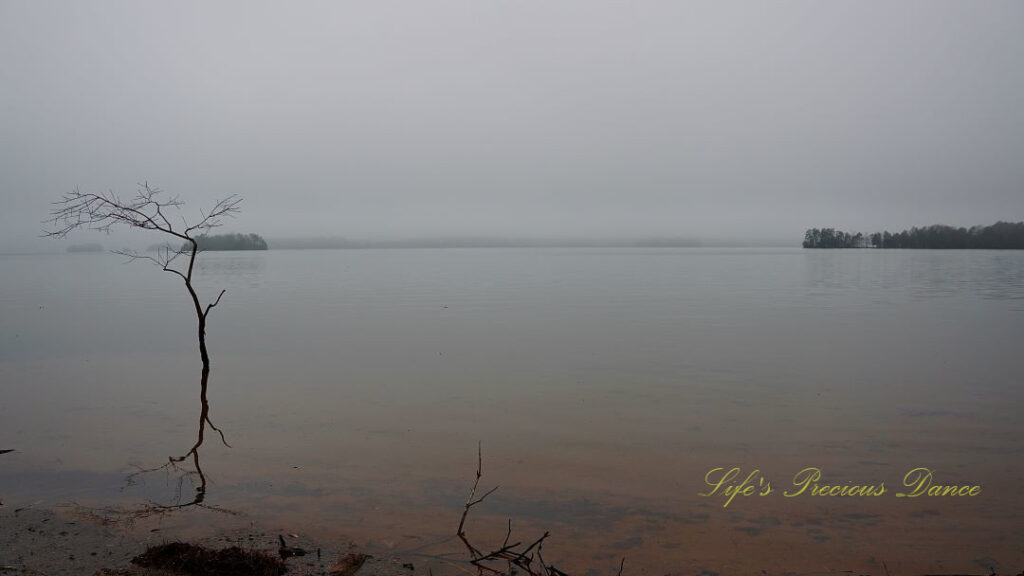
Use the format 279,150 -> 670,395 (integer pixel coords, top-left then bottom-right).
44,182 -> 242,374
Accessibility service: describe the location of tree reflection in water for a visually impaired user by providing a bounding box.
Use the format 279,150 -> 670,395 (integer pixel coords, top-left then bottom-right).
123,366 -> 234,515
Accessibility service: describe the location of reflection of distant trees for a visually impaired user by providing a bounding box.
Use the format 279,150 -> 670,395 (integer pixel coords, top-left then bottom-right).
803,222 -> 1024,249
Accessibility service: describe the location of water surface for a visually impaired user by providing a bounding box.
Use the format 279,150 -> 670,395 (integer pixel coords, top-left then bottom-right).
2,248 -> 1023,574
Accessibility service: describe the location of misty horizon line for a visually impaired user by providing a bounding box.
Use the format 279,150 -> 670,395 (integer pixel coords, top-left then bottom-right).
25,218 -> 1024,255
192,234 -> 809,249
267,235 -> 710,250
14,234 -> 806,255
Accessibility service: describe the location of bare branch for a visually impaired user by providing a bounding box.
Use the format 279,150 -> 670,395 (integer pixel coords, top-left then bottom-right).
44,184 -> 194,241
111,246 -> 190,282
43,183 -> 239,245
203,289 -> 227,319
185,195 -> 242,235
112,248 -> 163,268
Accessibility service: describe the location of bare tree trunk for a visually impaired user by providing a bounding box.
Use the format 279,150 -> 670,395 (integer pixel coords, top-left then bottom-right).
181,238 -> 223,373
187,283 -> 211,371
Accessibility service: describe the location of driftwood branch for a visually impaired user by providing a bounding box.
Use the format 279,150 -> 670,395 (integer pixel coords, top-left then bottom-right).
456,445 -> 620,576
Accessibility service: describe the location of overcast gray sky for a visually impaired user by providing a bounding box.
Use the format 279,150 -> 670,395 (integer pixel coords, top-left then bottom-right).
2,1 -> 1023,250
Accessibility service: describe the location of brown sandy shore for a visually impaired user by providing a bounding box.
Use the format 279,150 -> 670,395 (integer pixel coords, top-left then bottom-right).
5,504 -> 1024,576
0,506 -> 417,576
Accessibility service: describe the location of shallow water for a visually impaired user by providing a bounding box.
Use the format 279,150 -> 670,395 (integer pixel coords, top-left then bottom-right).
2,248 -> 1023,574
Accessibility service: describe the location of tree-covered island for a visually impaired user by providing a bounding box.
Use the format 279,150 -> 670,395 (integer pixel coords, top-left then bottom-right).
803,221 -> 1024,249
182,232 -> 269,251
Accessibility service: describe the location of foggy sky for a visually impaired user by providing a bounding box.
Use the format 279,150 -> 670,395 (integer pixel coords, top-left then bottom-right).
2,1 -> 1023,251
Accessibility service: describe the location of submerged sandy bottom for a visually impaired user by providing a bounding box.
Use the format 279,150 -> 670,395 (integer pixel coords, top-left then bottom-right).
4,368 -> 1020,575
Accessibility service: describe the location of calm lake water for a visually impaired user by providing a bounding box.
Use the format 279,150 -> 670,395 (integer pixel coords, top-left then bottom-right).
2,248 -> 1023,574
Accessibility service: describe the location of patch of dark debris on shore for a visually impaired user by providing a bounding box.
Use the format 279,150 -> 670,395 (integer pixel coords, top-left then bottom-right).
1,506 -> 416,576
131,542 -> 287,576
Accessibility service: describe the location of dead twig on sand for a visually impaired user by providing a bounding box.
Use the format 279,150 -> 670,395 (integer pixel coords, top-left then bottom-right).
457,443 -> 623,576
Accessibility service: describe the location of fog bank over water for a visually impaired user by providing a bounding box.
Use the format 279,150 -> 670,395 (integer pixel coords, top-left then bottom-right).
3,2 -> 1024,252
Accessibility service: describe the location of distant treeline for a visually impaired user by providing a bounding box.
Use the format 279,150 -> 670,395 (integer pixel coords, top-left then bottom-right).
182,233 -> 268,251
66,243 -> 103,253
269,236 -> 702,249
803,222 -> 1024,249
